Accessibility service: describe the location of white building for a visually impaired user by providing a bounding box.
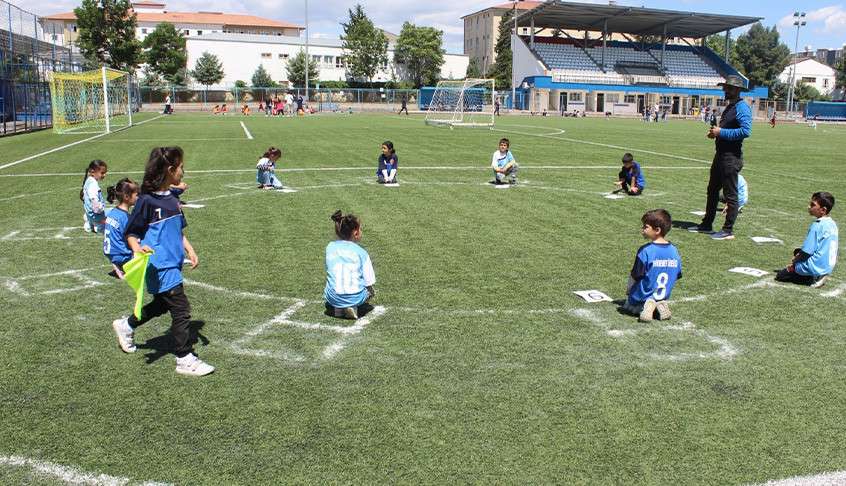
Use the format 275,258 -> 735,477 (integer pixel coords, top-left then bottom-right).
779,58 -> 837,95
185,33 -> 469,87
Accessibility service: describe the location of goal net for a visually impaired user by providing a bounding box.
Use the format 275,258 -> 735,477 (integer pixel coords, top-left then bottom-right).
425,78 -> 495,128
49,67 -> 133,134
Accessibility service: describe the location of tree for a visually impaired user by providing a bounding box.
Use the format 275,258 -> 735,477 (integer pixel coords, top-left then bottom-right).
251,65 -> 277,87
143,23 -> 187,84
286,51 -> 319,88
489,8 -> 515,89
74,0 -> 142,70
393,22 -> 445,88
140,67 -> 165,89
732,23 -> 790,89
341,5 -> 388,84
234,80 -> 248,88
466,58 -> 483,79
191,52 -> 224,89
836,57 -> 846,90
792,81 -> 824,101
705,33 -> 738,65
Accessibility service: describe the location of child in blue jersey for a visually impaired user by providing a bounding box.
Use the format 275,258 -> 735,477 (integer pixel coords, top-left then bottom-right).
80,160 -> 108,233
614,153 -> 645,195
111,146 -> 214,377
721,173 -> 748,213
256,146 -> 283,190
490,138 -> 518,185
377,141 -> 398,184
324,210 -> 376,320
623,209 -> 682,322
776,191 -> 838,288
103,178 -> 139,279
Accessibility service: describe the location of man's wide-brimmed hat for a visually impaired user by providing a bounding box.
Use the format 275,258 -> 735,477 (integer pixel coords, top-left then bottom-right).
718,75 -> 749,91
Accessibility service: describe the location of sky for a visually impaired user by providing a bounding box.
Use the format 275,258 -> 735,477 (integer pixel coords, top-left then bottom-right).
17,0 -> 846,55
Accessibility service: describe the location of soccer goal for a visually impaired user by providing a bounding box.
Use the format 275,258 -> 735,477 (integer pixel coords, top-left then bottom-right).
49,67 -> 133,134
425,78 -> 495,128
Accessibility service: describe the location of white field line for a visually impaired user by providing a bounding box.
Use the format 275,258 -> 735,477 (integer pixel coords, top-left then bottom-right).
0,187 -> 78,203
0,115 -> 164,172
0,226 -> 85,241
240,121 -> 254,140
754,470 -> 846,486
0,454 -> 172,486
182,278 -> 298,301
98,137 -> 246,143
0,165 -> 707,178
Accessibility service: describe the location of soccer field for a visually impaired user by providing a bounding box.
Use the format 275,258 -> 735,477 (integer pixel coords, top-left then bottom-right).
1,112 -> 845,484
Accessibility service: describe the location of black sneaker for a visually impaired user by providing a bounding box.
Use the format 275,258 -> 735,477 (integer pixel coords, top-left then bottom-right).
688,225 -> 714,234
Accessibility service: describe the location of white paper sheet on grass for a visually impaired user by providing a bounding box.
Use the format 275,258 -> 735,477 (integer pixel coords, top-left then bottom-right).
729,267 -> 769,277
182,203 -> 205,208
604,193 -> 625,199
573,290 -> 613,303
690,210 -> 706,216
750,236 -> 783,244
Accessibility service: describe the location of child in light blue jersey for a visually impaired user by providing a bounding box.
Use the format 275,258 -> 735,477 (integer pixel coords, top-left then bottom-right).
103,178 -> 139,279
490,138 -> 518,185
325,210 -> 376,320
776,191 -> 838,288
623,209 -> 682,322
256,146 -> 283,190
111,146 -> 214,377
614,153 -> 645,195
80,160 -> 108,233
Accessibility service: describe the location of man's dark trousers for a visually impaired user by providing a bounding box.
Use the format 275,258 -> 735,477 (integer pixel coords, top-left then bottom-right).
701,152 -> 742,233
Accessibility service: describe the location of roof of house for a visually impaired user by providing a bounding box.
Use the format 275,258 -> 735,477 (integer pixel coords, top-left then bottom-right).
42,10 -> 303,30
461,1 -> 542,19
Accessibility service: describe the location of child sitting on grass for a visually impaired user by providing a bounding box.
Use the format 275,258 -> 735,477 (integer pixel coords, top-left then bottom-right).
256,147 -> 284,190
377,141 -> 398,184
776,191 -> 838,288
623,209 -> 682,322
490,138 -> 518,185
614,153 -> 646,195
324,210 -> 376,320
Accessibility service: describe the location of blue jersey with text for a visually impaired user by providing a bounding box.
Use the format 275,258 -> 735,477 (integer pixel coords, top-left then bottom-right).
125,191 -> 187,294
628,242 -> 682,305
103,207 -> 132,265
794,217 -> 838,277
324,240 -> 376,308
623,162 -> 646,189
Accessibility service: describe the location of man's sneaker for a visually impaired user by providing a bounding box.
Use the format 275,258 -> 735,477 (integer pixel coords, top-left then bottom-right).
711,231 -> 735,240
687,225 -> 713,234
509,178 -> 517,185
639,299 -> 657,322
655,301 -> 672,320
333,306 -> 359,319
810,274 -> 830,289
112,317 -> 136,353
175,354 -> 215,376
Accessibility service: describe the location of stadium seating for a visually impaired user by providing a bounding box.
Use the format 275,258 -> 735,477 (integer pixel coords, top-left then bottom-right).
531,40 -> 726,88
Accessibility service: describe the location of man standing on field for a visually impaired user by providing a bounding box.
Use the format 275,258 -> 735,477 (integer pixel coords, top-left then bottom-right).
689,75 -> 751,241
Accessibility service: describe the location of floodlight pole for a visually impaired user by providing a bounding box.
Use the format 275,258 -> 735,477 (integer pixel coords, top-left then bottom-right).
304,0 -> 309,101
512,7 -> 517,111
723,29 -> 731,63
786,11 -> 806,116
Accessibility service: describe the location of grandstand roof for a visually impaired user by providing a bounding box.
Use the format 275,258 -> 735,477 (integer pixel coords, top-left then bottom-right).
42,11 -> 303,30
514,1 -> 761,38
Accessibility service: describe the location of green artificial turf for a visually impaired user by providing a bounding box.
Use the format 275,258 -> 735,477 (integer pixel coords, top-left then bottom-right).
0,112 -> 844,484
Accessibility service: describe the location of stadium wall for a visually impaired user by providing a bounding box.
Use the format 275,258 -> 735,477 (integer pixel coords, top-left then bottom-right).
805,101 -> 846,121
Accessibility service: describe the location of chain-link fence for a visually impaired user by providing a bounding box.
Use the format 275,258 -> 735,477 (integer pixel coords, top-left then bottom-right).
0,0 -> 83,136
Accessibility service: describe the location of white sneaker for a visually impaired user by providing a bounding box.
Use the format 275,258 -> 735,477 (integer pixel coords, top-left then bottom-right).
639,299 -> 657,322
112,317 -> 136,353
83,221 -> 92,233
175,354 -> 215,376
655,301 -> 672,320
810,275 -> 830,289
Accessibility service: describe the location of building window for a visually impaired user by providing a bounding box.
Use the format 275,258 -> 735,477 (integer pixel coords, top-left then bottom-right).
823,79 -> 829,87
278,53 -> 288,59
323,55 -> 332,66
197,30 -> 202,35
801,77 -> 816,83
261,53 -> 272,58
184,30 -> 190,35
624,95 -> 636,103
569,92 -> 583,101
606,93 -> 620,103
141,28 -> 147,34
336,56 -> 344,68
71,24 -> 77,32
660,95 -> 672,104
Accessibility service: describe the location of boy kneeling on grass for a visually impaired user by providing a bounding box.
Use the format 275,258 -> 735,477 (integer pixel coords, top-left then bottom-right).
776,191 -> 838,289
623,209 -> 682,322
614,152 -> 645,195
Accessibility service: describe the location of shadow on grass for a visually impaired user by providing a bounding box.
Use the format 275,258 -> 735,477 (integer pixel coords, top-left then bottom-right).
137,320 -> 210,364
672,219 -> 700,230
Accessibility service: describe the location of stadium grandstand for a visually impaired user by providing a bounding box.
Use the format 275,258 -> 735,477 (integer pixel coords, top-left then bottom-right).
510,1 -> 769,116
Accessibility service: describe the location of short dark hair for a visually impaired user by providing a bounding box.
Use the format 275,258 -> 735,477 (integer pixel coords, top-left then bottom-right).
622,153 -> 634,164
499,138 -> 510,147
642,209 -> 672,236
812,191 -> 835,214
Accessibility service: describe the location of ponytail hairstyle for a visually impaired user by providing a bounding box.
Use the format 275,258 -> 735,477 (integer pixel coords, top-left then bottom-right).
141,146 -> 184,194
262,146 -> 282,160
382,141 -> 395,155
80,159 -> 108,200
331,210 -> 361,241
107,178 -> 140,204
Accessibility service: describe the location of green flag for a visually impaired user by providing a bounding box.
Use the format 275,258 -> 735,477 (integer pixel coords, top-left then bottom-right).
123,252 -> 152,319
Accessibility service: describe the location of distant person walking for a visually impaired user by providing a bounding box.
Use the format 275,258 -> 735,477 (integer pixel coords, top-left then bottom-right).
398,95 -> 409,115
164,94 -> 172,115
690,75 -> 752,241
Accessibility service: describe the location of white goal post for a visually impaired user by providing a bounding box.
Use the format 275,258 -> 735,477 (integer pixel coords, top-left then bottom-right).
425,78 -> 495,128
49,67 -> 133,134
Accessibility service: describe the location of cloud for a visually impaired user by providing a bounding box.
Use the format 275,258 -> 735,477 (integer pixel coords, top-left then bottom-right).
777,5 -> 846,36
